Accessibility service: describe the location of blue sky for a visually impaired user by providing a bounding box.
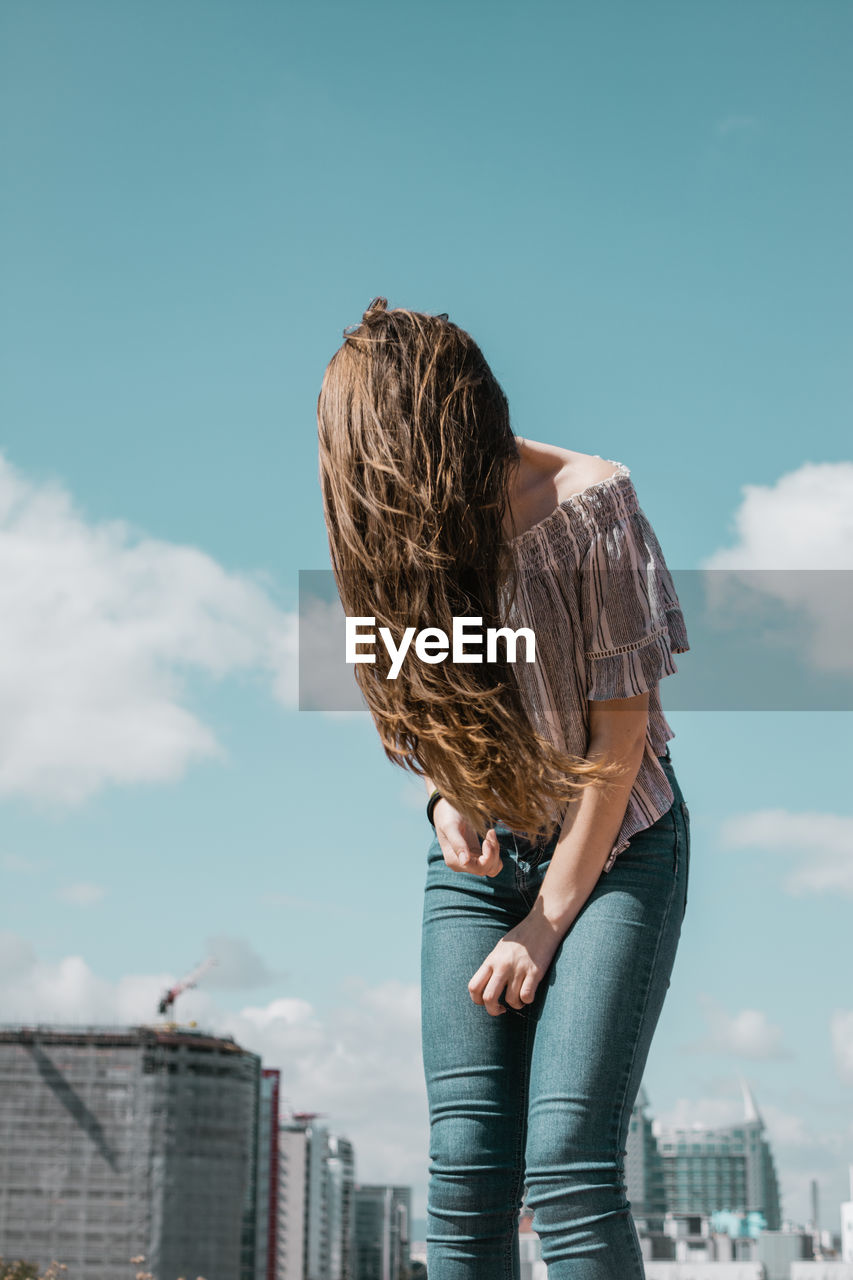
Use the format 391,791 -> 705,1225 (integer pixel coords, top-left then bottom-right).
1,0 -> 851,1232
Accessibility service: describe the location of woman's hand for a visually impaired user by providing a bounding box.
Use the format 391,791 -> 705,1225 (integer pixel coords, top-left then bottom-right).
434,798 -> 503,877
468,911 -> 567,1015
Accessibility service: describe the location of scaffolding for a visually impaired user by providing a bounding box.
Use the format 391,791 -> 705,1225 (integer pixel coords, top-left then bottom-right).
0,1024 -> 261,1280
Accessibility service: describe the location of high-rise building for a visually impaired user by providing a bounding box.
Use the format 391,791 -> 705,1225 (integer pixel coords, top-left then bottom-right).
278,1116 -> 309,1279
353,1184 -> 411,1280
326,1134 -> 356,1280
278,1113 -> 355,1280
255,1068 -> 281,1280
625,1079 -> 782,1229
0,1023 -> 260,1280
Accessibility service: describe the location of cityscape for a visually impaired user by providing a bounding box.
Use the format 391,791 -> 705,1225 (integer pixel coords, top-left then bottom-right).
1,1020 -> 851,1280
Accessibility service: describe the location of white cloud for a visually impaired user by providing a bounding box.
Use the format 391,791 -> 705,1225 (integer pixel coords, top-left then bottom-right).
0,934 -> 160,1025
719,809 -> 853,897
0,451 -> 297,807
700,461 -> 853,679
655,1093 -> 745,1131
222,974 -> 427,1198
684,995 -> 791,1060
57,881 -> 107,907
758,1102 -> 813,1149
239,996 -> 316,1029
654,1093 -> 818,1148
298,595 -> 365,712
831,1010 -> 853,1086
702,460 -> 853,570
202,934 -> 284,990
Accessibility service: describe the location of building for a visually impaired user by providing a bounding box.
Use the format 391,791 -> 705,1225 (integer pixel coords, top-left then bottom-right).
255,1068 -> 281,1280
352,1184 -> 410,1280
626,1079 -> 782,1229
790,1267 -> 853,1280
842,1165 -> 853,1263
757,1228 -> 814,1280
516,1206 -> 764,1278
278,1113 -> 356,1280
644,1265 -> 763,1279
626,1084 -> 667,1223
278,1115 -> 309,1278
0,1023 -> 260,1280
325,1135 -> 356,1280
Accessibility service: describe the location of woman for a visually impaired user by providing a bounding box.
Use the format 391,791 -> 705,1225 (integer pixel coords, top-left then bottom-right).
317,297 -> 691,1279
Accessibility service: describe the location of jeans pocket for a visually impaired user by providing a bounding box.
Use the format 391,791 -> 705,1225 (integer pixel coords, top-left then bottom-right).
680,801 -> 691,921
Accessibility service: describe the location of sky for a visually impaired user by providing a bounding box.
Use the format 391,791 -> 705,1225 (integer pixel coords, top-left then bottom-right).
1,0 -> 852,1235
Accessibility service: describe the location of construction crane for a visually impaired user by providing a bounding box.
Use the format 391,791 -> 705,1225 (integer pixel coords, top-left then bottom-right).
157,956 -> 217,1018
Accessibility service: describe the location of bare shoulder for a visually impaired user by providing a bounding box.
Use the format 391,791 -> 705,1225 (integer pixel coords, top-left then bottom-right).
520,439 -> 621,501
505,439 -> 623,539
555,450 -> 621,501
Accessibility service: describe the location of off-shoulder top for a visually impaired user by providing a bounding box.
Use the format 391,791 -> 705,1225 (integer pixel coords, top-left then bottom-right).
501,457 -> 690,872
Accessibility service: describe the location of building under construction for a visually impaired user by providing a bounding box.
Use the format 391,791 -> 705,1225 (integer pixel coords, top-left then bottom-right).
0,1023 -> 262,1280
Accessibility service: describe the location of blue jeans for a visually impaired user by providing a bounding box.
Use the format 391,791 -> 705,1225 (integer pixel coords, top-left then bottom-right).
420,751 -> 690,1278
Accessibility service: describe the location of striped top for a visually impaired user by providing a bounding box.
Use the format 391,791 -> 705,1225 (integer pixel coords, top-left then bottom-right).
501,458 -> 689,872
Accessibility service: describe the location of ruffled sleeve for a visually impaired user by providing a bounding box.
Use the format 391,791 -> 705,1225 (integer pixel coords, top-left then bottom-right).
580,506 -> 689,701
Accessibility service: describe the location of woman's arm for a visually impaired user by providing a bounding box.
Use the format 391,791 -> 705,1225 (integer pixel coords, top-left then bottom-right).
467,693 -> 649,1015
531,694 -> 649,932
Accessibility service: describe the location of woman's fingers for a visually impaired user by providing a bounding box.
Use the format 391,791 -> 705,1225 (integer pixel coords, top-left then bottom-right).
459,826 -> 502,877
467,961 -> 492,1006
436,826 -> 474,871
470,949 -> 541,1016
469,960 -> 518,1017
479,969 -> 510,1017
439,822 -> 502,876
478,827 -> 503,877
518,971 -> 540,1004
504,972 -> 529,1010
451,840 -> 472,867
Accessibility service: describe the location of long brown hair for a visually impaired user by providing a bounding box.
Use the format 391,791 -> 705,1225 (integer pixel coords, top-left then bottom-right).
316,297 -> 624,840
